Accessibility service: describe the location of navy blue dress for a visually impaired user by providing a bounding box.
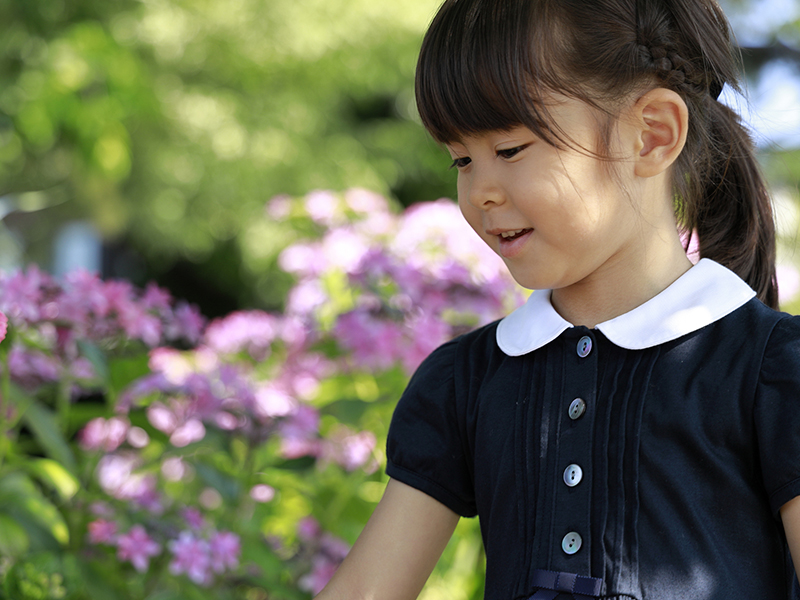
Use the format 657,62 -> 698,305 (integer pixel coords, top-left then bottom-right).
386,260 -> 800,599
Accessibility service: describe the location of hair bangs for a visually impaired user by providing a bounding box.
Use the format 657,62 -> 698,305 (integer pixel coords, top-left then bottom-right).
415,0 -> 561,145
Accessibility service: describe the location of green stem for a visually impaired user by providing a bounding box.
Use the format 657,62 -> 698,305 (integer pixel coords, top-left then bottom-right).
57,377 -> 71,435
0,346 -> 11,470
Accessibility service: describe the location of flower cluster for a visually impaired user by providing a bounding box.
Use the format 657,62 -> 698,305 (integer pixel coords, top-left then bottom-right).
0,266 -> 204,393
275,190 -> 524,375
294,517 -> 351,596
87,517 -> 240,586
4,190 -> 523,596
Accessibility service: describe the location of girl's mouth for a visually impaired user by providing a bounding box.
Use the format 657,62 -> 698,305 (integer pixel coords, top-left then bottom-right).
500,228 -> 532,241
497,228 -> 533,258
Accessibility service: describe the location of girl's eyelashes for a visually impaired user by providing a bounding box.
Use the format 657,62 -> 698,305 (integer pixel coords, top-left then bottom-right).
496,144 -> 529,159
448,143 -> 530,170
449,156 -> 471,170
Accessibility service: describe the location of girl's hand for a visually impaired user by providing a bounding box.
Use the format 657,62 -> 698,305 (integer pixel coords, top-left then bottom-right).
781,495 -> 800,577
314,478 -> 460,600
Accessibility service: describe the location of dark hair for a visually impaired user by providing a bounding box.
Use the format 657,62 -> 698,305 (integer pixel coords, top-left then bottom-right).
416,0 -> 778,308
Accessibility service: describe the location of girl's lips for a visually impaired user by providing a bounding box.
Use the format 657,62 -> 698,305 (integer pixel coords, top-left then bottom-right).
496,228 -> 533,258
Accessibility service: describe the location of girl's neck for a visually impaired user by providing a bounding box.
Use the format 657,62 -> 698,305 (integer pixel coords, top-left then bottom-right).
550,230 -> 693,329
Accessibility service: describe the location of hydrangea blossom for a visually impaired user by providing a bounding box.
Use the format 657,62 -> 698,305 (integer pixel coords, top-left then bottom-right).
116,525 -> 161,572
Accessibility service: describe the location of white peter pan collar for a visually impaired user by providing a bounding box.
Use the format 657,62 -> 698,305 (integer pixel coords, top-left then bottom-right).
496,259 -> 757,356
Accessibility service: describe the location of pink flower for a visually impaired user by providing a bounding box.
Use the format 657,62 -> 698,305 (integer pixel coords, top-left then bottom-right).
117,525 -> 161,572
170,419 -> 206,447
250,484 -> 276,503
169,531 -> 213,586
266,194 -> 292,220
0,311 -> 7,343
344,188 -> 389,214
337,431 -> 377,472
209,530 -> 240,573
204,310 -> 278,359
0,266 -> 50,324
304,190 -> 342,226
79,417 -> 130,452
777,263 -> 800,304
87,519 -> 118,545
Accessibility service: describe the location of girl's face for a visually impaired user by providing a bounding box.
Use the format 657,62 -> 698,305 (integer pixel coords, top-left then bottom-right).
446,97 -> 648,294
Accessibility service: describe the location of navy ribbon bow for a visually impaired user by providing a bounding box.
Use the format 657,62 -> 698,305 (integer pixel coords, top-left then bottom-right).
526,569 -> 604,600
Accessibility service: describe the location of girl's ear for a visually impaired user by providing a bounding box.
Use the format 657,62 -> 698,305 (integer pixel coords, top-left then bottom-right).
632,88 -> 689,178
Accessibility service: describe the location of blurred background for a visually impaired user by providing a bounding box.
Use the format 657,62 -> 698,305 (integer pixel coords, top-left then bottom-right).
1,0 -> 798,316
0,2 -> 798,599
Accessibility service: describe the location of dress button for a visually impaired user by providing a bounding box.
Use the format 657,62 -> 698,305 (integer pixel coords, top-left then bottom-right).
563,464 -> 583,487
562,532 -> 583,555
577,336 -> 592,358
568,398 -> 586,420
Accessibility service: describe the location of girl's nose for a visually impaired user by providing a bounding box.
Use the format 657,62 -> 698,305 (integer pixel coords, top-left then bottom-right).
464,168 -> 505,210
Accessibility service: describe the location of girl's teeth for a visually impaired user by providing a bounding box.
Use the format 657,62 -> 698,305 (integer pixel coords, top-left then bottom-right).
501,229 -> 525,239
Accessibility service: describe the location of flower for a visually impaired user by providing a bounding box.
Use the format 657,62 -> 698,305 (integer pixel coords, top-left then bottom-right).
0,311 -> 7,343
169,531 -> 213,586
116,525 -> 161,572
87,519 -> 118,545
79,417 -> 130,452
209,530 -> 240,573
204,310 -> 278,359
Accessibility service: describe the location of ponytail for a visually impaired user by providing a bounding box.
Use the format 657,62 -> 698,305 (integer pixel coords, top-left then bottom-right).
680,97 -> 778,308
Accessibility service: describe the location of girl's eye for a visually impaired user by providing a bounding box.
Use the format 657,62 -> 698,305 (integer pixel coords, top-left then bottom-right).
497,145 -> 528,160
449,157 -> 471,170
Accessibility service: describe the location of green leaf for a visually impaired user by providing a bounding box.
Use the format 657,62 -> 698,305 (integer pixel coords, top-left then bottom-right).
108,354 -> 152,405
25,458 -> 80,501
0,472 -> 69,546
77,339 -> 109,383
20,400 -> 78,475
0,512 -> 30,556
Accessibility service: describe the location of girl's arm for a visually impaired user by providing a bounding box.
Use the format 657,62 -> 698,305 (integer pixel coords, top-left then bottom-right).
315,478 -> 460,600
780,496 -> 800,577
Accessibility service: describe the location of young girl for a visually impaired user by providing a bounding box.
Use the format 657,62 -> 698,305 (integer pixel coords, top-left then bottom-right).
317,0 -> 800,598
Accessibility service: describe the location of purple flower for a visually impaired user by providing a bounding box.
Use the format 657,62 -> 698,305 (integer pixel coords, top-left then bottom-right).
279,405 -> 321,459
117,525 -> 161,572
7,347 -> 61,390
87,519 -> 118,545
169,531 -> 213,586
209,530 -> 240,573
299,556 -> 339,596
167,302 -> 205,346
297,517 -> 321,541
333,310 -> 404,371
182,507 -> 206,530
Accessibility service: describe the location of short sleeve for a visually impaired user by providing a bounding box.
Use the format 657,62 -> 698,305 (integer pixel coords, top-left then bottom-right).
386,339 -> 477,517
755,315 -> 800,515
